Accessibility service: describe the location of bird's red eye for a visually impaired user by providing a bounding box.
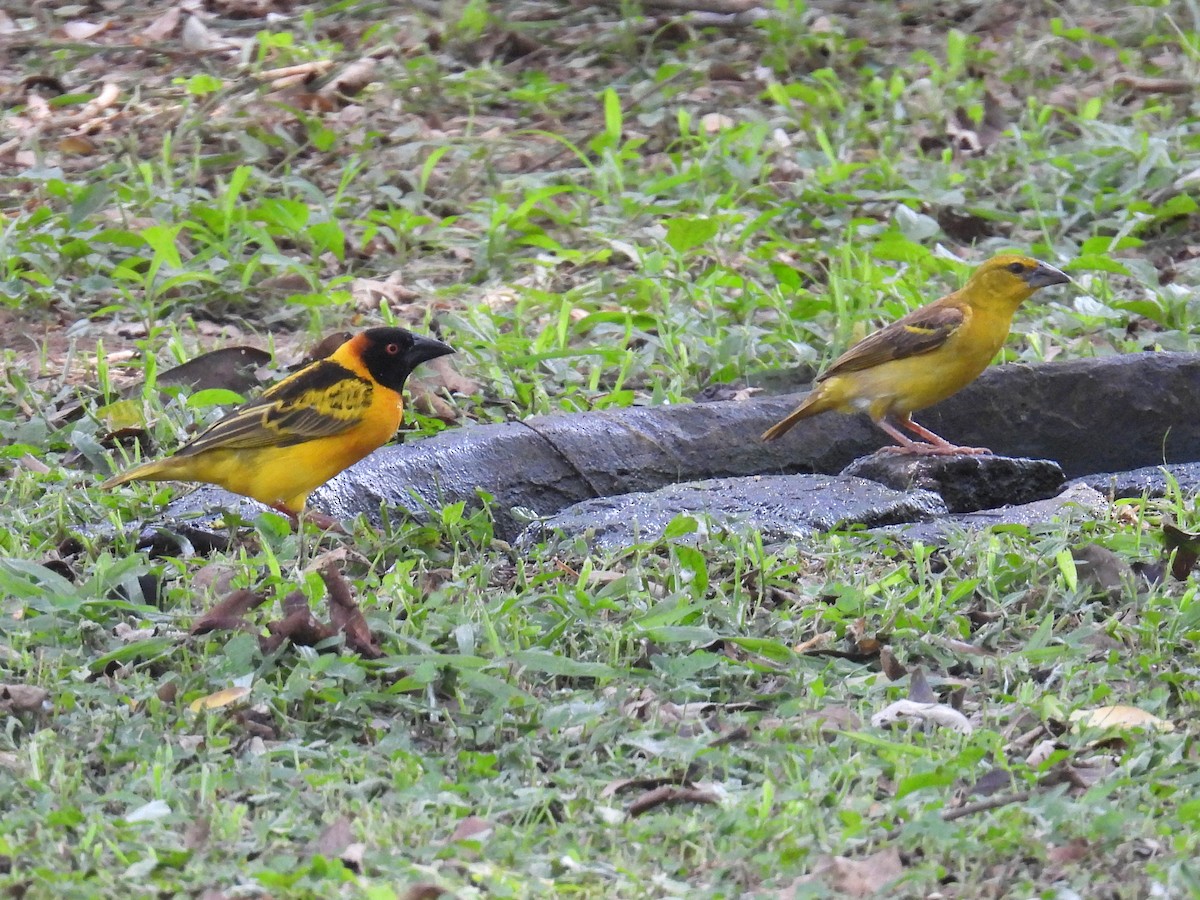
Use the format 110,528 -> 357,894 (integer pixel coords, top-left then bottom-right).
386,343 -> 400,355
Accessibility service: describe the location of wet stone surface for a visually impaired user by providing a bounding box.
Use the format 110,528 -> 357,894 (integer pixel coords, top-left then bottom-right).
148,354 -> 1200,551
841,453 -> 1065,514
515,474 -> 946,551
872,483 -> 1110,545
1071,461 -> 1200,499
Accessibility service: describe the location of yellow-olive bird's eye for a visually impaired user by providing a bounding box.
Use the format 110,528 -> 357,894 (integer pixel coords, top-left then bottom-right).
1007,261 -> 1026,274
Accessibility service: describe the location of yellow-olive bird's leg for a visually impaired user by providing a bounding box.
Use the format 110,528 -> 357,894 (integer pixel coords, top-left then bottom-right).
875,418 -> 935,453
897,415 -> 992,456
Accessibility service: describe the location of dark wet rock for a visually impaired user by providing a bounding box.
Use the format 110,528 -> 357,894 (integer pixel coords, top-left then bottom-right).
153,353 -> 1200,545
874,484 -> 1109,544
1071,461 -> 1200,499
841,453 -> 1064,513
515,474 -> 946,551
889,352 -> 1200,476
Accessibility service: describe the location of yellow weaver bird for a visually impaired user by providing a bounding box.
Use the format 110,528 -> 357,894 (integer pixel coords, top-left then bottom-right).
761,254 -> 1070,454
102,327 -> 454,516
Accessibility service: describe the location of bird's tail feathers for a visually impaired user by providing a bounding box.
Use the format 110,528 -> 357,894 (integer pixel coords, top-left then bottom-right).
100,458 -> 179,490
760,390 -> 834,442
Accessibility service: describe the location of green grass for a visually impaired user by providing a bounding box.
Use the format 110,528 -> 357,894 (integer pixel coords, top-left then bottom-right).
4,0 -> 1200,896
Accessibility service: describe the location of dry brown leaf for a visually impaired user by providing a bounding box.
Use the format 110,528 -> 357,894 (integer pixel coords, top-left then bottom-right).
320,59 -> 378,98
447,816 -> 493,843
0,683 -> 51,714
699,112 -> 735,134
261,591 -> 336,653
946,91 -> 1007,156
183,816 -> 211,851
907,666 -> 936,703
793,630 -> 834,653
627,784 -> 721,817
878,645 -> 906,680
1046,837 -> 1090,867
601,773 -> 693,799
783,846 -> 904,898
423,355 -> 480,397
58,20 -> 109,40
83,82 -> 121,117
311,816 -> 354,858
141,6 -> 181,41
212,0 -> 279,17
408,379 -> 459,423
58,135 -> 98,156
16,453 -> 51,475
319,560 -> 383,659
191,588 -> 268,635
1113,74 -> 1193,95
398,885 -> 446,900
181,14 -> 237,52
1025,739 -> 1058,768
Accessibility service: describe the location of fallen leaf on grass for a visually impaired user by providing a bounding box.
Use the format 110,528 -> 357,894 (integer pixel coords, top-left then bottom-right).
261,590 -> 336,654
878,645 -> 906,680
139,6 -> 181,41
1046,836 -> 1090,868
871,699 -> 973,735
907,666 -> 936,704
627,784 -> 722,817
319,59 -> 378,99
601,773 -> 697,799
946,91 -> 1007,157
1162,522 -> 1200,580
234,706 -> 278,741
1069,705 -> 1174,734
423,355 -> 481,397
181,14 -> 240,52
797,705 -> 862,735
191,588 -> 268,635
398,885 -> 447,900
1072,543 -> 1133,601
1113,74 -> 1193,95
1025,738 -> 1058,768
319,560 -> 383,659
311,816 -> 354,858
189,685 -> 250,712
56,20 -> 109,40
0,683 -> 51,714
301,331 -> 353,366
183,816 -> 210,851
793,630 -> 835,654
782,846 -> 904,898
447,816 -> 493,843
968,767 -> 1014,798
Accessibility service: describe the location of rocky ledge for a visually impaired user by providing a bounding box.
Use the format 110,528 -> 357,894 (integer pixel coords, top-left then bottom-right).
155,352 -> 1200,549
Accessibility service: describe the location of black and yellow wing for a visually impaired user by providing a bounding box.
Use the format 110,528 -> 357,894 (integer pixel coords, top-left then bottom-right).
820,300 -> 965,381
175,359 -> 375,455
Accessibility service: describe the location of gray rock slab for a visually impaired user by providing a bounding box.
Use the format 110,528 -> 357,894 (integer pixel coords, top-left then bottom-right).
157,352 -> 1200,542
872,483 -> 1110,544
1071,461 -> 1200,499
515,474 -> 947,551
841,453 -> 1065,513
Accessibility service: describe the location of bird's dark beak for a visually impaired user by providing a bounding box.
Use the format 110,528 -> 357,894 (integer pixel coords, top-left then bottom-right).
406,335 -> 455,367
1024,262 -> 1071,289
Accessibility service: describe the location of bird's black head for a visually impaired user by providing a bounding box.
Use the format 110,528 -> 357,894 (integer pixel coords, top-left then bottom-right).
357,327 -> 455,393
